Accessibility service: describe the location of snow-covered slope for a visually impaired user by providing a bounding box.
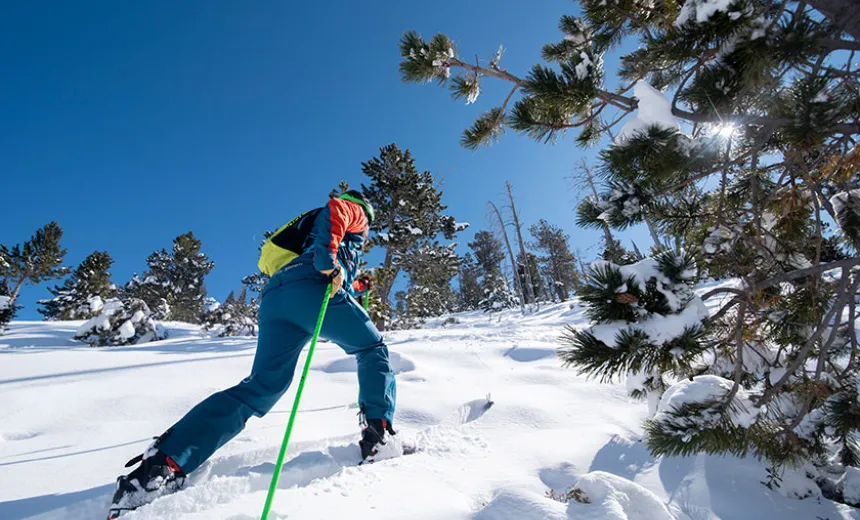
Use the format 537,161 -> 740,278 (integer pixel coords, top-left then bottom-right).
1,304 -> 857,519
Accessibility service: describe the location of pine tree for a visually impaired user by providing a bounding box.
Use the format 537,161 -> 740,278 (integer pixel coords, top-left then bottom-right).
202,287 -> 258,337
74,298 -> 167,347
571,160 -> 636,265
479,269 -> 519,312
469,231 -> 506,273
0,222 -> 69,329
39,251 -> 116,320
517,252 -> 544,303
361,143 -> 467,327
468,230 -> 518,311
126,232 -> 214,324
529,219 -> 581,301
0,282 -> 16,332
399,1 -> 860,499
458,253 -> 482,311
398,242 -> 460,322
560,250 -> 706,413
329,179 -> 350,198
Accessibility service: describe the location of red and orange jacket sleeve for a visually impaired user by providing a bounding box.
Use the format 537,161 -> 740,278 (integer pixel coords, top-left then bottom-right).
311,198 -> 368,272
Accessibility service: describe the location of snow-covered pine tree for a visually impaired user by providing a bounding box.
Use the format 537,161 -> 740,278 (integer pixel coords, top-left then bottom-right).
479,269 -> 519,312
360,144 -> 468,327
458,253 -> 482,311
0,283 -> 16,332
560,250 -> 707,413
398,0 -> 860,501
469,230 -> 518,312
399,242 -> 460,322
74,298 -> 166,347
0,222 -> 69,330
39,251 -> 116,320
126,232 -> 214,324
202,288 -> 258,337
529,219 -> 581,301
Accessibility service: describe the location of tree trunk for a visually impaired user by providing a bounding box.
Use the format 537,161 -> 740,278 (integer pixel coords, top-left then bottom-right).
506,181 -> 535,305
808,0 -> 860,40
579,161 -> 617,252
376,247 -> 400,330
10,276 -> 27,303
489,201 -> 525,314
646,219 -> 663,250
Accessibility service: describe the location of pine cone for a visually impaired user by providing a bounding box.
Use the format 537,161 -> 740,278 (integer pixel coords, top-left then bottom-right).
614,292 -> 639,305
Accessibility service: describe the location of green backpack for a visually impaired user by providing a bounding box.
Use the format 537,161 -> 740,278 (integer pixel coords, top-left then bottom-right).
257,208 -> 323,277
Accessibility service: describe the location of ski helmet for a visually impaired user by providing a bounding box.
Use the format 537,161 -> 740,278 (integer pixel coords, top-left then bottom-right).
339,190 -> 375,224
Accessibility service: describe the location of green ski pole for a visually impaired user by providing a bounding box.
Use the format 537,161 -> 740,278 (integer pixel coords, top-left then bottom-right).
260,281 -> 333,520
363,291 -> 370,311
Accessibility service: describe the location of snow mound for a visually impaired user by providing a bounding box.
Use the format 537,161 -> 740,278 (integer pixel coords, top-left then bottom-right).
656,375 -> 761,428
568,471 -> 675,520
316,351 -> 416,374
840,466 -> 860,506
505,346 -> 556,362
475,488 -> 567,519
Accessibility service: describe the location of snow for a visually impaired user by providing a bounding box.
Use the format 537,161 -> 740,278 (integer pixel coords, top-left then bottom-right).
676,0 -> 735,26
568,471 -> 674,519
615,81 -> 680,144
655,375 -> 762,429
117,320 -> 136,340
88,296 -> 104,314
1,308 -> 857,519
464,79 -> 481,105
574,52 -> 592,80
406,226 -> 423,235
830,189 -> 860,216
590,300 -> 709,347
0,295 -> 10,311
841,467 -> 860,505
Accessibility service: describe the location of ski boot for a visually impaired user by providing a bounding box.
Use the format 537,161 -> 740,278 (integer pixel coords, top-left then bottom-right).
359,418 -> 397,462
107,433 -> 186,519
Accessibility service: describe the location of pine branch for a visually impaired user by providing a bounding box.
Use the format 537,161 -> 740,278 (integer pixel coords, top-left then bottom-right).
757,270 -> 860,406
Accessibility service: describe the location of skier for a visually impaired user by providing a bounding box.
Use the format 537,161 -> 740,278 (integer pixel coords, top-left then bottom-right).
108,190 -> 397,518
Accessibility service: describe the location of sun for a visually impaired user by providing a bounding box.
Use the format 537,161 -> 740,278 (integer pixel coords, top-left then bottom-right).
713,123 -> 736,138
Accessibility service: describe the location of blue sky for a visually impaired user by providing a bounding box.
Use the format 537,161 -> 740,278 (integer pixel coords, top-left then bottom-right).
1,1 -> 646,319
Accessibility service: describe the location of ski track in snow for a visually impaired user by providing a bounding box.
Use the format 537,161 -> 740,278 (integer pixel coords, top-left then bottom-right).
1,301 -> 859,519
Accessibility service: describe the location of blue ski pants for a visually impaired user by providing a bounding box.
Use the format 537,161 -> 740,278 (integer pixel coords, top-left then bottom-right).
158,265 -> 396,473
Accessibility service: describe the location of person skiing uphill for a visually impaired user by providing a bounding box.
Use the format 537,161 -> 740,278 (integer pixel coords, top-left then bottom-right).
108,190 -> 397,518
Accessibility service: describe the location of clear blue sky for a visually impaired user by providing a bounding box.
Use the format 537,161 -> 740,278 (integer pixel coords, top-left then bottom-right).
1,0 -> 646,319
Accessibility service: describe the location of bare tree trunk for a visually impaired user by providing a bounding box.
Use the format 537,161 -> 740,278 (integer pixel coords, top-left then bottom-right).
376,247 -> 400,330
506,181 -> 535,305
489,201 -> 525,314
578,161 -> 617,252
646,219 -> 663,250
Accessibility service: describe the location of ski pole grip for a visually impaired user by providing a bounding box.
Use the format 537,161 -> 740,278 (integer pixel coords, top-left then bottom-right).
326,266 -> 342,282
